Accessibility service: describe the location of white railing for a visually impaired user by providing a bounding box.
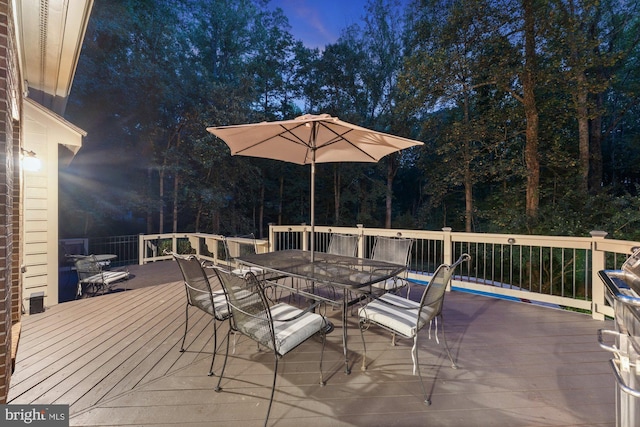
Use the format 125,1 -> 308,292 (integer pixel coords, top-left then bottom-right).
139,226 -> 640,320
138,232 -> 269,269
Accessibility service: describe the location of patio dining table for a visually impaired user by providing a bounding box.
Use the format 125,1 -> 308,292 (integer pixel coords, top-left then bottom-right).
236,249 -> 406,374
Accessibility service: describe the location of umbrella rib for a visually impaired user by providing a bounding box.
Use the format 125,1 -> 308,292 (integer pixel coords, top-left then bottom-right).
317,123 -> 378,162
233,123 -> 314,157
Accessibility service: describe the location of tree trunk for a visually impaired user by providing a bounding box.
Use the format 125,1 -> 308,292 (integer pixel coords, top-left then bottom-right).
213,208 -> 220,234
577,73 -> 590,195
195,200 -> 202,232
157,124 -> 184,234
172,172 -> 179,233
146,168 -> 153,234
463,92 -> 473,232
170,132 -> 182,233
158,168 -> 165,234
523,0 -> 540,222
385,154 -> 398,229
464,167 -> 473,232
589,93 -> 603,192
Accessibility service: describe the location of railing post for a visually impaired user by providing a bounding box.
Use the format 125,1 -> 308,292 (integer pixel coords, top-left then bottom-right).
442,227 -> 453,265
301,223 -> 309,251
590,230 -> 608,320
138,234 -> 145,265
268,223 -> 275,252
204,237 -> 217,263
357,224 -> 364,258
188,235 -> 200,257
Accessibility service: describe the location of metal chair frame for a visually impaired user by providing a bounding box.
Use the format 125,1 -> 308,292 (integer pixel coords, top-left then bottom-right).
75,255 -> 129,298
223,233 -> 267,277
213,269 -> 328,427
358,254 -> 471,405
370,236 -> 413,294
327,233 -> 359,257
173,253 -> 231,376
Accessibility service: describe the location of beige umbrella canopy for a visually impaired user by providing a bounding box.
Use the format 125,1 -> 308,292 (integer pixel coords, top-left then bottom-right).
206,114 -> 423,255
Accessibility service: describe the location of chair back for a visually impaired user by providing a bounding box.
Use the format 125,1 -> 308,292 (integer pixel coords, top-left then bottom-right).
371,236 -> 413,266
214,269 -> 276,352
417,254 -> 471,330
173,254 -> 220,316
223,234 -> 259,261
327,233 -> 359,257
75,255 -> 101,281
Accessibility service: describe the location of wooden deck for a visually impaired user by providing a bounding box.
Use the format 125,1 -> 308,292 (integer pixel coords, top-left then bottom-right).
9,261 -> 617,426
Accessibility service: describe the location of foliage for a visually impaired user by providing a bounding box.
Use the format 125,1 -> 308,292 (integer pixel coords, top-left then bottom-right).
62,0 -> 640,243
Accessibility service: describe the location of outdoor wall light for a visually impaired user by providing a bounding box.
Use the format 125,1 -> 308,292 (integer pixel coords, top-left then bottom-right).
21,148 -> 42,172
508,238 -> 516,245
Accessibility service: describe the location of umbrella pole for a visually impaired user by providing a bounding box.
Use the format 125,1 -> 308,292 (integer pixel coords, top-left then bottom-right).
310,161 -> 315,263
310,131 -> 316,302
310,123 -> 317,263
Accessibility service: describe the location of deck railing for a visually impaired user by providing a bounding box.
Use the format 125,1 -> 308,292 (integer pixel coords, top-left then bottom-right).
60,235 -> 140,267
131,225 -> 640,320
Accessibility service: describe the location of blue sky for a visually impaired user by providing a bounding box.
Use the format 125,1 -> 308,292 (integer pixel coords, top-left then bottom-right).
268,0 -> 370,48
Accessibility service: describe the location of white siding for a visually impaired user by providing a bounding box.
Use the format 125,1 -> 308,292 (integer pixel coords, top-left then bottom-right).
22,99 -> 85,312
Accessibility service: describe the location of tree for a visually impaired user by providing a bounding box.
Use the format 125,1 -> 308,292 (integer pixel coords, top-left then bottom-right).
400,0 -> 505,231
361,0 -> 407,228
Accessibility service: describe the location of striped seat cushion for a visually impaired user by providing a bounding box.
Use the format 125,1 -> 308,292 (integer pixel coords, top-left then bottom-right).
371,277 -> 407,290
359,293 -> 433,338
80,270 -> 129,285
240,303 -> 325,356
193,291 -> 230,319
232,266 -> 265,277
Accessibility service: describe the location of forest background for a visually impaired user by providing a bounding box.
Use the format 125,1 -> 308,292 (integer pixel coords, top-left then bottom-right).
62,0 -> 640,241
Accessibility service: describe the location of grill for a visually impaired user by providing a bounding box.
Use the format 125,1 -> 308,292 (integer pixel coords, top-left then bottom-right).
598,251 -> 640,427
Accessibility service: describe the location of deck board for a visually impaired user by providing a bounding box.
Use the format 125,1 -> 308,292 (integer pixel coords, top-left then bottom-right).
8,260 -> 617,426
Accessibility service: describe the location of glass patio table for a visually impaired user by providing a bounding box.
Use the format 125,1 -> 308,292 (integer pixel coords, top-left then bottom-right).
236,249 -> 406,374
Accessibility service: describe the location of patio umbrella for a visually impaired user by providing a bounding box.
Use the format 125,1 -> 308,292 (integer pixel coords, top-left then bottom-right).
206,113 -> 423,258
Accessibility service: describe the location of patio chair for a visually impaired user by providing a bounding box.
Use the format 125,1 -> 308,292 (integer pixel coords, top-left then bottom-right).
223,233 -> 266,277
75,255 -> 129,298
358,253 -> 471,406
327,233 -> 359,257
173,253 -> 231,376
370,236 -> 413,293
213,269 -> 329,427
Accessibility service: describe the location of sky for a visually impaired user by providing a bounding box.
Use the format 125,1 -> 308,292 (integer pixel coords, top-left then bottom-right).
268,0 -> 371,49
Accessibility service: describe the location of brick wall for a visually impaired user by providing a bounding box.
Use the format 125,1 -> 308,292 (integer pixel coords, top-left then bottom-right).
0,0 -> 18,404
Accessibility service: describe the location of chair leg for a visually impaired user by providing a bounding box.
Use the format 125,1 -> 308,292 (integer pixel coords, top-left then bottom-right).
413,337 -> 431,406
439,313 -> 457,369
411,335 -> 418,375
180,304 -> 189,352
429,317 -> 440,344
87,282 -> 98,297
319,322 -> 326,386
264,355 -> 278,427
208,318 -> 217,376
215,329 -> 231,392
359,320 -> 368,371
